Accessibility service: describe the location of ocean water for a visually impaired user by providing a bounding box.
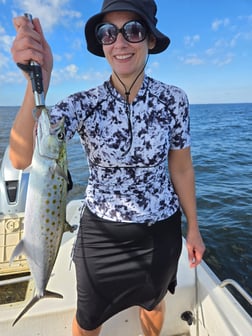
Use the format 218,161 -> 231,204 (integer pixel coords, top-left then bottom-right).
0,104 -> 251,314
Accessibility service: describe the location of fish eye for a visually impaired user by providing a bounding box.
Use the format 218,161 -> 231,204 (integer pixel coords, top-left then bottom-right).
57,131 -> 65,141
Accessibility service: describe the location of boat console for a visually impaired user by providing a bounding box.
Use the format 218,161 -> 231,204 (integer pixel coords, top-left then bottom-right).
0,146 -> 29,215
0,147 -> 30,277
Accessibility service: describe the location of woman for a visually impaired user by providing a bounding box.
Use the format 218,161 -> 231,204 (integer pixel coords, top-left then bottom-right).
9,0 -> 205,335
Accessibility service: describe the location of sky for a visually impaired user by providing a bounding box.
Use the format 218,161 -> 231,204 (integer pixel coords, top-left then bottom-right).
0,0 -> 252,106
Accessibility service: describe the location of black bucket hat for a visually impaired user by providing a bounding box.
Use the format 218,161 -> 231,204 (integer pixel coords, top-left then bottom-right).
85,0 -> 170,57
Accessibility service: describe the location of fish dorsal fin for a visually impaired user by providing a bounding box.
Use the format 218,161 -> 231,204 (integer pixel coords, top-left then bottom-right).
9,240 -> 25,265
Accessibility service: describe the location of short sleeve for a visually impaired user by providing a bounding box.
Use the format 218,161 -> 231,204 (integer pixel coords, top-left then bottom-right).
169,89 -> 191,150
49,97 -> 79,141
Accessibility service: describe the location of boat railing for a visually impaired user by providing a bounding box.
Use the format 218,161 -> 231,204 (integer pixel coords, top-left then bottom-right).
0,274 -> 32,287
220,278 -> 252,306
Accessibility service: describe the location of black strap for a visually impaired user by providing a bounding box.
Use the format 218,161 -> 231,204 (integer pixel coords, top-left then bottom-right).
17,62 -> 33,73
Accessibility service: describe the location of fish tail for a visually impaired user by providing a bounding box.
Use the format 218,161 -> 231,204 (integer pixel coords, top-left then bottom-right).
44,289 -> 63,300
12,295 -> 39,326
12,290 -> 63,326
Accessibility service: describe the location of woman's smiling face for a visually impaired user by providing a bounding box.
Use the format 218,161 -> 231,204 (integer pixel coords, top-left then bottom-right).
102,11 -> 155,81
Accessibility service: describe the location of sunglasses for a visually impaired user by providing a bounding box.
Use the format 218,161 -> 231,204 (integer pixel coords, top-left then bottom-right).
96,20 -> 147,45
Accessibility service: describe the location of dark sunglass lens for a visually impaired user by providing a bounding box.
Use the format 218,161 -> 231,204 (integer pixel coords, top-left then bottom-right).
96,24 -> 117,45
124,21 -> 146,42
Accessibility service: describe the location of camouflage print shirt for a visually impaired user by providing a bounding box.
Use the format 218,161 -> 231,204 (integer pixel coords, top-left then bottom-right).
50,75 -> 190,224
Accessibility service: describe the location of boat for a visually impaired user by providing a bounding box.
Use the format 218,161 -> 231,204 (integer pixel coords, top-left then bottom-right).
0,146 -> 251,336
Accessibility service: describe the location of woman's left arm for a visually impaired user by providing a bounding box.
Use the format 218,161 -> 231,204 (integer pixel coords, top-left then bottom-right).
168,147 -> 205,267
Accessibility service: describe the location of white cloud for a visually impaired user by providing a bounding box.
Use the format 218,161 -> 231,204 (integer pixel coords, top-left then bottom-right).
0,70 -> 24,84
51,64 -> 110,85
212,19 -> 221,31
185,56 -> 204,65
0,52 -> 8,68
53,53 -> 62,62
14,0 -> 82,32
71,38 -> 83,51
0,25 -> 14,55
149,61 -> 159,69
179,55 -> 204,66
240,30 -> 252,42
230,33 -> 241,47
212,18 -> 230,31
205,48 -> 216,57
184,34 -> 200,47
0,33 -> 14,52
51,64 -> 81,83
146,61 -> 159,76
65,53 -> 74,60
65,64 -> 78,77
212,53 -> 234,67
205,37 -> 237,66
238,15 -> 252,23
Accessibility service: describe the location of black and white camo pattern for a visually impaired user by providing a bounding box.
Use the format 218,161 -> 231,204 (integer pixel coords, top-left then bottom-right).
50,75 -> 190,223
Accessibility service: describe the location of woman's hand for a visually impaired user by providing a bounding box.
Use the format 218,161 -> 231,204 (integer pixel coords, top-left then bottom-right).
186,227 -> 205,268
11,15 -> 53,92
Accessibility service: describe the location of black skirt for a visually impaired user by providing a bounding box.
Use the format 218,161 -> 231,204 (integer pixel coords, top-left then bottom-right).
73,206 -> 182,330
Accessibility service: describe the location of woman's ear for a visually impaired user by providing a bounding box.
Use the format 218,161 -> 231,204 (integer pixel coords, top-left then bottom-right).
148,34 -> 156,51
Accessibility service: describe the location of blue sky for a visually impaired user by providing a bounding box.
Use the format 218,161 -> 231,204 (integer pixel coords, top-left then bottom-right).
0,0 -> 251,105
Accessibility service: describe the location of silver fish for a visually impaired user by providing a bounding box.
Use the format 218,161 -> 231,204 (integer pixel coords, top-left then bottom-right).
10,108 -> 75,326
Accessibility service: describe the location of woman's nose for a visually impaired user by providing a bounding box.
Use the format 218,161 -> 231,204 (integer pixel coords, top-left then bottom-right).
114,31 -> 129,46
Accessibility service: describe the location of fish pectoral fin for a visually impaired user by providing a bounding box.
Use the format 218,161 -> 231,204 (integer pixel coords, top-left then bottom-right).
12,290 -> 63,327
55,164 -> 69,182
64,220 -> 78,233
10,240 -> 25,265
50,163 -> 69,182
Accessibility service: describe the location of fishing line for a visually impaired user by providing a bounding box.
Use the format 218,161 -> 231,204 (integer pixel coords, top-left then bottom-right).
195,266 -> 209,335
195,266 -> 200,336
113,55 -> 149,104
